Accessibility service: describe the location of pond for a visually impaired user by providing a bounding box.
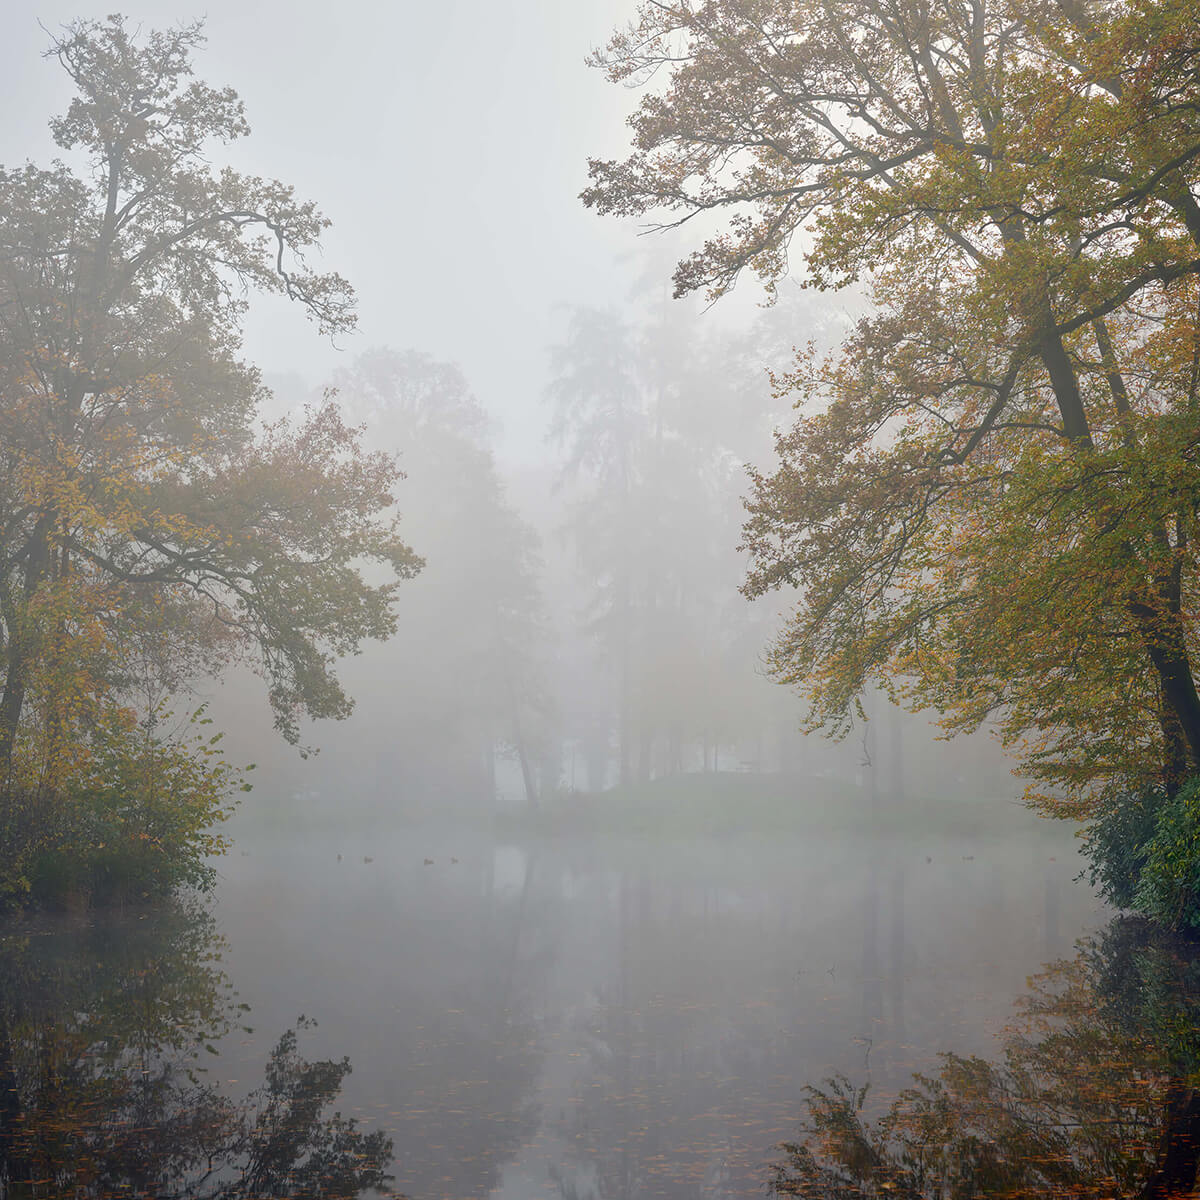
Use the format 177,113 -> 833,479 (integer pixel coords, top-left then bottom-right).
6,791 -> 1193,1199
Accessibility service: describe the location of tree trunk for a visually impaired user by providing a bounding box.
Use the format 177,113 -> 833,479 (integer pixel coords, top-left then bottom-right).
1130,588 -> 1200,784
636,726 -> 653,785
0,517 -> 53,782
1037,319 -> 1094,449
1037,315 -> 1200,789
888,706 -> 905,803
1159,698 -> 1190,797
503,670 -> 540,813
0,656 -> 28,784
514,737 -> 540,813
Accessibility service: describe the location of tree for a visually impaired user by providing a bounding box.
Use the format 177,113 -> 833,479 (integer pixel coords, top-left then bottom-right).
547,307 -> 648,786
331,348 -> 555,809
546,294 -> 827,786
585,0 -> 1200,810
0,18 -> 419,801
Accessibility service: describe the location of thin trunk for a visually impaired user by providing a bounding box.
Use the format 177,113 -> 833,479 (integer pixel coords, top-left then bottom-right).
636,726 -> 652,785
888,706 -> 905,803
866,712 -> 879,811
1092,317 -> 1136,443
618,571 -> 632,789
503,671 -> 540,813
1130,594 -> 1200,776
514,739 -> 540,813
1091,320 -> 1199,785
0,652 -> 28,783
0,517 -> 53,781
486,743 -> 497,808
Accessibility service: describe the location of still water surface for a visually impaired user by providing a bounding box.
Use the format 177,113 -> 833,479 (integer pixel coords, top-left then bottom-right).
0,802 -> 1130,1197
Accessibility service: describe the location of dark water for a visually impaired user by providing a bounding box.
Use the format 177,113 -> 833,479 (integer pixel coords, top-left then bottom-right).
9,800 -> 1191,1199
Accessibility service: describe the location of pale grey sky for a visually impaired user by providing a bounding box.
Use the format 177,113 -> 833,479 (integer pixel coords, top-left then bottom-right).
0,0 -> 664,461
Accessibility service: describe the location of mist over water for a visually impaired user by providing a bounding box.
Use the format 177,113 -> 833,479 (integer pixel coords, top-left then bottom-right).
1,802 -> 1099,1198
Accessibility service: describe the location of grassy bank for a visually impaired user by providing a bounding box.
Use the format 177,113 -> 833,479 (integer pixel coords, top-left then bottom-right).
497,770 -> 1051,840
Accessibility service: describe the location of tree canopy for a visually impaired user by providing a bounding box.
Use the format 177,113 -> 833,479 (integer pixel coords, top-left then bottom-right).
586,0 -> 1200,810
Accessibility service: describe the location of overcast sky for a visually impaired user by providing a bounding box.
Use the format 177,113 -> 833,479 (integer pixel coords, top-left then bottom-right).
0,0 -> 690,462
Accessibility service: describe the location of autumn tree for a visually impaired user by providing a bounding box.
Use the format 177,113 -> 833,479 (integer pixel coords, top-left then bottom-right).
0,16 -> 418,814
585,0 -> 1200,810
0,905 -> 396,1196
772,917 -> 1200,1199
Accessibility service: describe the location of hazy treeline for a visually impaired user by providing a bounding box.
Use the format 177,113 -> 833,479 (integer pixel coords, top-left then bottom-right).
212,277 -> 1013,818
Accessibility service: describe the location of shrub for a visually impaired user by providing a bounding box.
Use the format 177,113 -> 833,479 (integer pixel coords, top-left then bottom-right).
1133,780 -> 1200,933
1083,778 -> 1200,934
1081,784 -> 1165,910
0,706 -> 250,911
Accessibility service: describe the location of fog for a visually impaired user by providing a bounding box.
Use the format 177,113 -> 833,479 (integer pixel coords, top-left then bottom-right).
0,5 -> 1128,1199
0,0 -> 1014,815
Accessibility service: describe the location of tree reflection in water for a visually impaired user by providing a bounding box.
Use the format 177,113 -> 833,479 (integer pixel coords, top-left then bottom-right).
0,903 -> 396,1199
771,917 -> 1200,1200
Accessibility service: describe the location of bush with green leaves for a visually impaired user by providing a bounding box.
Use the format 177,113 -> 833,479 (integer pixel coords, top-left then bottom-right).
1132,780 -> 1200,933
1083,778 -> 1200,934
1081,784 -> 1166,911
0,706 -> 251,910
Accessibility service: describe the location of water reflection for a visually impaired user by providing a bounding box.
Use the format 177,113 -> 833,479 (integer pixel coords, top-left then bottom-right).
213,825 -> 1098,1198
0,904 -> 394,1199
771,916 -> 1200,1199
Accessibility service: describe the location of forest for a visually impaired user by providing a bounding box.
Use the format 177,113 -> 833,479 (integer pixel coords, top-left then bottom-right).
1,3 -> 1200,1199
